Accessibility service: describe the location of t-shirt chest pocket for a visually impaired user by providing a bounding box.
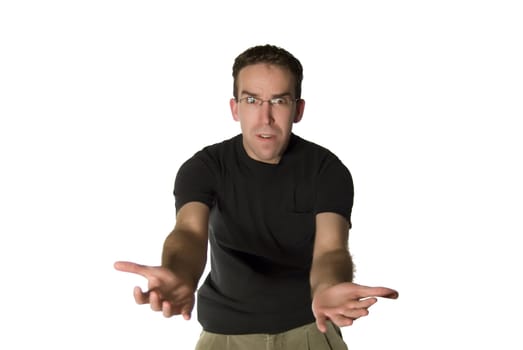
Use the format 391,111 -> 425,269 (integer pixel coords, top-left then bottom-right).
290,183 -> 315,213
271,183 -> 315,252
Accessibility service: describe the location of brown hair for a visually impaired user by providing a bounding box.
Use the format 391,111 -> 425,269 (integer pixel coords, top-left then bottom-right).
232,44 -> 303,100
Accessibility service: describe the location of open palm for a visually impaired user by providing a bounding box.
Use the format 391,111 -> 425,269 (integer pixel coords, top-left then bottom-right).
114,261 -> 195,319
312,282 -> 398,332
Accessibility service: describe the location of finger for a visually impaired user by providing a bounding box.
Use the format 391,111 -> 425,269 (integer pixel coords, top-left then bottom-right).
162,300 -> 173,318
373,288 -> 398,299
330,314 -> 355,328
330,296 -> 376,314
181,304 -> 192,320
167,299 -> 193,319
114,261 -> 150,278
315,315 -> 329,333
161,300 -> 191,318
357,286 -> 399,299
382,289 -> 399,299
133,286 -> 149,305
356,297 -> 378,308
340,305 -> 370,320
149,290 -> 162,312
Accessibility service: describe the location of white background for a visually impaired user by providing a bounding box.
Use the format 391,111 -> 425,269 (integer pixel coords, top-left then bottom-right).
1,1 -> 522,349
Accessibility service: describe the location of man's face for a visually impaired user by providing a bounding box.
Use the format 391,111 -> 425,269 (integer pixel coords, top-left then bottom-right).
230,63 -> 305,164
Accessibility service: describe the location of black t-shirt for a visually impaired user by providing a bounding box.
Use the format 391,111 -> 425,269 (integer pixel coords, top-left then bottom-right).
174,133 -> 354,334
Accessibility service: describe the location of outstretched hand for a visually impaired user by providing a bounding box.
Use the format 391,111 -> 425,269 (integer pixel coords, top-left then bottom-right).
114,261 -> 195,320
312,282 -> 398,333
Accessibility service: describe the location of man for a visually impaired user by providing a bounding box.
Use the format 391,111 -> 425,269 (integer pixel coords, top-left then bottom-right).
115,44 -> 398,349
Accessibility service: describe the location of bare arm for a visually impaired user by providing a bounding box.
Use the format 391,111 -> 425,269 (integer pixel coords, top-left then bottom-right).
310,212 -> 353,296
162,201 -> 210,291
311,212 -> 398,332
114,201 -> 210,319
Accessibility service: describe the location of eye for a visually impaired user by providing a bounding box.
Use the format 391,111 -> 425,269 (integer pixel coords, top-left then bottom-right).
270,97 -> 287,105
246,96 -> 257,104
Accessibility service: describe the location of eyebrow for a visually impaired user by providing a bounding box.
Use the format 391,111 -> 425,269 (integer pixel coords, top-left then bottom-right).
240,90 -> 292,98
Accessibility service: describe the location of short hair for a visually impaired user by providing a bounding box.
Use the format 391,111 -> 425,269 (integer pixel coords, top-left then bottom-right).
232,44 -> 303,100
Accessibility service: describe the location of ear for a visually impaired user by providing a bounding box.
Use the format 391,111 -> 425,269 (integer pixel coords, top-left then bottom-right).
293,99 -> 305,123
230,98 -> 240,121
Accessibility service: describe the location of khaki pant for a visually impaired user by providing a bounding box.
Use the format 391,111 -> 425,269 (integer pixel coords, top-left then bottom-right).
194,322 -> 348,350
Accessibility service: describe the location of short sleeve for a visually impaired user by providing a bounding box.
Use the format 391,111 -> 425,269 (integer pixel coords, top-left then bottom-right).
314,155 -> 354,227
174,152 -> 217,212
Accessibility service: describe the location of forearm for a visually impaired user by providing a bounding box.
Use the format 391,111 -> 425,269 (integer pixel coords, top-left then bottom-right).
162,228 -> 208,291
310,249 -> 354,296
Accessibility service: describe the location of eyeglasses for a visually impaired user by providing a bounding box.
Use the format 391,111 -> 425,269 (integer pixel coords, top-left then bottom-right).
237,96 -> 298,109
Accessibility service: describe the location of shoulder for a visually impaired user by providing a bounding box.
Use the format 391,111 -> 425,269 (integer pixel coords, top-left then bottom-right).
197,134 -> 239,158
184,134 -> 241,169
174,136 -> 241,209
287,134 -> 348,170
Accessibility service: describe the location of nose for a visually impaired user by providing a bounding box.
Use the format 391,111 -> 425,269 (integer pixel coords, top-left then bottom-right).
259,102 -> 274,125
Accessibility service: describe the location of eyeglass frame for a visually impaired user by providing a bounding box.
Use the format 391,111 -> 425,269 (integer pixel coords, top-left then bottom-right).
235,95 -> 300,107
